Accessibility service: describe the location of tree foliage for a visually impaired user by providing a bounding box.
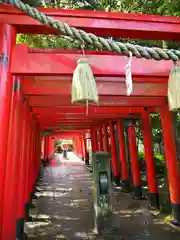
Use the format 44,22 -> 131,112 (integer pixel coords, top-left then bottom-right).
15,0 -> 180,146
16,0 -> 180,49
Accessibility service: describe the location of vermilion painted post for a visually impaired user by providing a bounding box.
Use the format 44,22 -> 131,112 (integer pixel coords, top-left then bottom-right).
75,136 -> 79,157
42,135 -> 45,160
161,105 -> 180,226
24,112 -> 34,221
47,135 -> 52,160
1,78 -> 23,240
128,125 -> 143,199
51,137 -> 55,155
83,137 -> 88,165
109,120 -> 119,185
75,137 -> 78,156
44,135 -> 49,162
16,98 -> 29,239
90,129 -> 95,153
50,136 -> 54,158
32,121 -> 40,186
75,136 -> 78,156
80,135 -> 84,160
24,112 -> 32,205
35,124 -> 42,179
81,136 -> 84,160
34,123 -> 39,178
0,24 -> 16,235
142,109 -> 159,209
79,135 -> 83,159
92,127 -> 98,152
117,119 -> 129,190
103,123 -> 109,152
76,137 -> 79,156
29,118 -> 37,198
73,137 -> 77,154
47,135 -> 51,162
98,126 -> 103,151
35,122 -> 41,185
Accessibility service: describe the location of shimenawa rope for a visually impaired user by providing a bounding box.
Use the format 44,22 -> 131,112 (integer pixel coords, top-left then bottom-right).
2,0 -> 180,62
3,0 -> 180,111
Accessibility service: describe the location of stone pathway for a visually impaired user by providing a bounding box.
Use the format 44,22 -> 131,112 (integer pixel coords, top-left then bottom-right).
25,152 -> 180,239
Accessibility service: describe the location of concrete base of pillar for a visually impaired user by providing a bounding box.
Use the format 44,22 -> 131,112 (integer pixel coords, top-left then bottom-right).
171,203 -> 180,226
42,158 -> 50,166
133,185 -> 146,200
25,203 -> 33,222
148,193 -> 160,210
28,201 -> 36,209
30,191 -> 38,200
113,175 -> 120,186
120,179 -> 131,192
16,217 -> 28,240
85,158 -> 90,165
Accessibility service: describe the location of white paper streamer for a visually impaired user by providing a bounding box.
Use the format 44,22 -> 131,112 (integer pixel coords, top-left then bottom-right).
124,52 -> 133,96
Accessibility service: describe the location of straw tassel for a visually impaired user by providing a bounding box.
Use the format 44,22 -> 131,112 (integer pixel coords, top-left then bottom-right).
168,63 -> 180,111
71,58 -> 99,111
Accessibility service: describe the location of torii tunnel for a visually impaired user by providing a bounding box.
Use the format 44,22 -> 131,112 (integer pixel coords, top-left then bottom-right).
0,4 -> 180,239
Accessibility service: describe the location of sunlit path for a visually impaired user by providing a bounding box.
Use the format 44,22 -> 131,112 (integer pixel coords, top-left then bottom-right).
25,155 -> 180,239
51,152 -> 85,166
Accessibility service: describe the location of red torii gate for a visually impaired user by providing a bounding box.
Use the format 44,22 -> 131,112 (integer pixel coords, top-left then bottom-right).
0,4 -> 180,239
52,132 -> 86,158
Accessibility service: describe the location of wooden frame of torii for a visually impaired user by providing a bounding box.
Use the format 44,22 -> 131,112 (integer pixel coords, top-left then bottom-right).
0,3 -> 180,239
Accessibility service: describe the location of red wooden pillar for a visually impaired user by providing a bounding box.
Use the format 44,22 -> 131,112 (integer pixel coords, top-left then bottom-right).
76,136 -> 79,156
81,135 -> 85,161
44,135 -> 49,161
161,105 -> 180,225
47,136 -> 53,160
117,120 -> 129,188
76,136 -> 80,157
90,129 -> 95,153
1,78 -> 23,240
26,117 -> 37,206
98,126 -> 103,151
43,135 -> 46,160
16,99 -> 29,239
109,120 -> 119,185
36,124 -> 41,177
75,135 -> 81,157
33,121 -> 41,184
92,127 -> 98,152
74,137 -> 78,156
73,137 -> 77,154
79,135 -> 83,159
24,112 -> 35,222
35,123 -> 41,178
41,134 -> 44,160
37,125 -> 42,174
24,112 -> 33,220
0,24 -> 16,235
83,137 -> 89,164
128,125 -> 143,199
142,109 -> 159,209
51,137 -> 55,155
103,123 -> 109,152
75,137 -> 79,156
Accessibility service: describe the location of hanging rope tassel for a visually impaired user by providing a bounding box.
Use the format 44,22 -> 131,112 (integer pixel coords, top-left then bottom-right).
168,63 -> 180,111
71,58 -> 99,109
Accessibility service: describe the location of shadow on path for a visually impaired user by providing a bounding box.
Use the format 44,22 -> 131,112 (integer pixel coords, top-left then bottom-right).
25,153 -> 179,239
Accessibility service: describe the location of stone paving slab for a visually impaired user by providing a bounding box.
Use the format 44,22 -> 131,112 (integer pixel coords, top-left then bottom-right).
25,153 -> 180,239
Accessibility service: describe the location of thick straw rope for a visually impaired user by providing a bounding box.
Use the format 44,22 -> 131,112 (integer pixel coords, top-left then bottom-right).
2,0 -> 180,62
